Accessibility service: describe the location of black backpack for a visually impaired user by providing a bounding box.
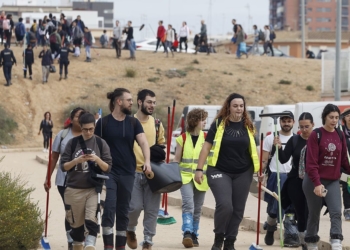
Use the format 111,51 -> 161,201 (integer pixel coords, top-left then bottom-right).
270,31 -> 276,40
258,29 -> 265,41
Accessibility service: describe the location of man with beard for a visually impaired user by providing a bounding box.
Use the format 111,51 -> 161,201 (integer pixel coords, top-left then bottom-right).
261,111 -> 295,246
126,89 -> 165,250
95,88 -> 152,250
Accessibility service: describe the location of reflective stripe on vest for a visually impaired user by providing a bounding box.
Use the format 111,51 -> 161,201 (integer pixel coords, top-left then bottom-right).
180,167 -> 207,174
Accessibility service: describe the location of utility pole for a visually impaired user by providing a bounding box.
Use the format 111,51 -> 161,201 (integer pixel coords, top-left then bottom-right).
335,0 -> 342,101
301,0 -> 305,58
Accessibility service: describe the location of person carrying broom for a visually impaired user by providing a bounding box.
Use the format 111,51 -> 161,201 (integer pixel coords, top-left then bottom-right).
173,108 -> 209,248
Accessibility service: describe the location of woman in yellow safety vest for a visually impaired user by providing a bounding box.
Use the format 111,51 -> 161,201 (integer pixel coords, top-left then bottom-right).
173,108 -> 209,248
195,93 -> 259,250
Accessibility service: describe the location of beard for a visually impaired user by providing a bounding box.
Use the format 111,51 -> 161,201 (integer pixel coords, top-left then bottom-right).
122,107 -> 132,115
141,103 -> 153,115
281,125 -> 292,133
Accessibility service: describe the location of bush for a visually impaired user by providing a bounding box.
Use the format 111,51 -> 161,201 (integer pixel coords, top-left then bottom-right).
306,85 -> 314,91
0,106 -> 18,145
0,170 -> 43,249
148,77 -> 160,83
125,68 -> 137,78
278,79 -> 292,85
192,59 -> 199,64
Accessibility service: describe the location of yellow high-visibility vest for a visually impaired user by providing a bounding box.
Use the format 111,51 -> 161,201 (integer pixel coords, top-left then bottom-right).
207,119 -> 260,172
176,131 -> 209,191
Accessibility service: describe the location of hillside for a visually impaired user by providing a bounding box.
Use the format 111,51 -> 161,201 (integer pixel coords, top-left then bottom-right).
0,46 -> 321,147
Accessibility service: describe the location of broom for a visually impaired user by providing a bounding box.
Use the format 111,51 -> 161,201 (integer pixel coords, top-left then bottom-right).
157,101 -> 177,225
249,133 -> 264,250
41,131 -> 53,250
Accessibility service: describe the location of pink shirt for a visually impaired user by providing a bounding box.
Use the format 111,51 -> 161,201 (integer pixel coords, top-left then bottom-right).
306,127 -> 350,187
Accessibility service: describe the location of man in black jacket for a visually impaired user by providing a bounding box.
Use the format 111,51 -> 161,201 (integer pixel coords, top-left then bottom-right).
0,43 -> 16,86
72,15 -> 85,34
58,44 -> 75,80
23,44 -> 34,80
39,44 -> 53,84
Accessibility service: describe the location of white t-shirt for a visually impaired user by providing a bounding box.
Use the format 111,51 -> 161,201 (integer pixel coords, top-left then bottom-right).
263,132 -> 293,173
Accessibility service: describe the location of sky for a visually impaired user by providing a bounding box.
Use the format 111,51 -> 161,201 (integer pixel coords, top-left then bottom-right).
112,0 -> 269,39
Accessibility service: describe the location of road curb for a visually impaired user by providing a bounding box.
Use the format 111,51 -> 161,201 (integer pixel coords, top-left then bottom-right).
35,154 -> 58,168
0,147 -> 42,153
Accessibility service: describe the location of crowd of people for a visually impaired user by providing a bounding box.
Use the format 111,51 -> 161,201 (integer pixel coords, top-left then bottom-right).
40,87 -> 350,250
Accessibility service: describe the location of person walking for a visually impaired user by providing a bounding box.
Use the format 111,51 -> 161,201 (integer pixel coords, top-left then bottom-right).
179,22 -> 190,53
39,44 -> 53,84
0,43 -> 16,87
83,27 -> 92,62
261,25 -> 273,56
261,111 -> 295,246
303,104 -> 350,250
277,112 -> 314,248
23,44 -> 34,80
0,11 -> 5,46
113,20 -> 122,58
49,28 -> 61,61
4,14 -> 14,48
44,107 -> 85,250
38,112 -> 53,153
154,21 -> 166,53
124,21 -> 135,60
37,20 -> 46,47
195,20 -> 209,55
94,88 -> 152,250
126,89 -> 165,250
15,17 -> 26,47
195,93 -> 259,250
165,24 -> 175,58
173,108 -> 209,248
58,24 -> 68,47
235,25 -> 248,59
71,21 -> 84,49
26,27 -> 37,48
341,108 -> 350,221
61,112 -> 112,250
58,43 -> 75,80
72,15 -> 86,34
251,25 -> 259,55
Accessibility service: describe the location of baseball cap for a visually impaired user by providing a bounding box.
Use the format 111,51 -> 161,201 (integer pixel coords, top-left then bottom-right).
281,110 -> 294,120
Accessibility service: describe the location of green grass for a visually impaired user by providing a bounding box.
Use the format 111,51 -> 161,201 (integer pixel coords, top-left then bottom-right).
148,77 -> 160,83
306,85 -> 314,91
125,68 -> 137,78
0,106 -> 18,145
278,79 -> 292,85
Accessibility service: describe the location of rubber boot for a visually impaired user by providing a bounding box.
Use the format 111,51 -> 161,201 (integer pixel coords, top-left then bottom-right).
192,220 -> 199,247
330,239 -> 342,250
84,235 -> 96,250
223,237 -> 236,250
264,222 -> 277,246
72,242 -> 84,250
182,213 -> 194,248
211,234 -> 224,250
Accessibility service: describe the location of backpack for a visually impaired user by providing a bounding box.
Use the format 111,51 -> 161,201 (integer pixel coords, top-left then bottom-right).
100,34 -> 106,44
258,29 -> 265,41
49,33 -> 57,44
270,31 -> 276,40
265,133 -> 298,177
298,128 -> 343,179
76,27 -> 84,39
30,23 -> 36,33
15,23 -> 23,36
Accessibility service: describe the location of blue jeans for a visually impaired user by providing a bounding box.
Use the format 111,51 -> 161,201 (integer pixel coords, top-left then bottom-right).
85,45 -> 91,58
236,43 -> 247,58
252,40 -> 259,54
128,39 -> 135,57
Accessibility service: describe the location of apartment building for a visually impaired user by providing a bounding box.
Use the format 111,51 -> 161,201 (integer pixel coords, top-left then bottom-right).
270,0 -> 350,31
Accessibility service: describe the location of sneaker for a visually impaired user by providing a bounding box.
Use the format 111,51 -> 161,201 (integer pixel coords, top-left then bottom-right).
126,231 -> 137,249
142,242 -> 152,250
344,209 -> 350,220
29,76 -> 32,80
59,75 -> 62,81
211,234 -> 224,250
182,231 -> 193,248
43,148 -> 46,153
223,238 -> 236,250
264,223 -> 277,246
64,75 -> 68,79
191,233 -> 199,247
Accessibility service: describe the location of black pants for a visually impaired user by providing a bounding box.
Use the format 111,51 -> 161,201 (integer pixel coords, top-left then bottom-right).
39,35 -> 46,46
102,173 -> 135,247
3,64 -> 12,82
155,37 -> 166,52
287,177 -> 308,232
58,185 -> 72,232
341,180 -> 350,209
43,132 -> 50,149
24,63 -> 32,77
179,37 -> 188,51
4,30 -> 11,47
113,39 -> 121,57
263,41 -> 274,56
59,61 -> 69,75
50,43 -> 60,58
0,28 -> 3,45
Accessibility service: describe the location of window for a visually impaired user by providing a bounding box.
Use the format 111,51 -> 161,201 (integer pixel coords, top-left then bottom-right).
103,9 -> 113,14
25,17 -> 30,24
317,0 -> 331,2
308,8 -> 313,11
317,7 -> 332,12
316,27 -> 331,31
316,18 -> 331,22
307,18 -> 312,22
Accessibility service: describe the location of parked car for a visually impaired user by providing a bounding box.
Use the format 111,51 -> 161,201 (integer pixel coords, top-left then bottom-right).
135,38 -> 196,53
246,45 -> 291,57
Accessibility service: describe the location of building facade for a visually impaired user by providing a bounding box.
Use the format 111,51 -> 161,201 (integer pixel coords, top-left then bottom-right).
270,0 -> 350,31
73,1 -> 113,28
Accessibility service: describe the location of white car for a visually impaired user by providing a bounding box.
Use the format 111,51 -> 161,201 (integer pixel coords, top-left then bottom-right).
136,38 -> 196,53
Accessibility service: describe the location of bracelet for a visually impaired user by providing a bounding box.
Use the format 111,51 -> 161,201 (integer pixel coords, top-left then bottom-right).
195,169 -> 203,172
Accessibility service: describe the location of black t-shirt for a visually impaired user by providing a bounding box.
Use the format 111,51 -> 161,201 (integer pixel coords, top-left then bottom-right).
95,114 -> 144,175
40,119 -> 53,134
191,135 -> 199,148
126,27 -> 134,40
206,120 -> 253,174
59,30 -> 66,39
278,134 -> 307,178
306,50 -> 315,59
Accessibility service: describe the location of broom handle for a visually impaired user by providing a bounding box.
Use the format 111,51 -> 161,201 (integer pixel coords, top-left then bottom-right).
165,193 -> 168,214
44,131 -> 53,238
256,133 -> 263,245
166,107 -> 171,164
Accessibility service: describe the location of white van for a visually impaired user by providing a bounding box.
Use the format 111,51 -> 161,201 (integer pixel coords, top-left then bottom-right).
292,101 -> 350,134
170,105 -> 263,153
259,104 -> 295,140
